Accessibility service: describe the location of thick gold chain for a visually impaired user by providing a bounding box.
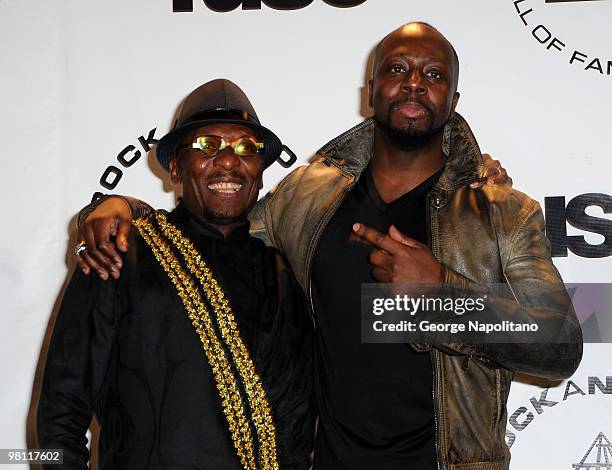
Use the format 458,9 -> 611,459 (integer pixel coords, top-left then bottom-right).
155,211 -> 279,470
133,212 -> 278,469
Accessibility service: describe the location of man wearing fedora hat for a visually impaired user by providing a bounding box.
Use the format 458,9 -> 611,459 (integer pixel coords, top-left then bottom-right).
38,79 -> 314,470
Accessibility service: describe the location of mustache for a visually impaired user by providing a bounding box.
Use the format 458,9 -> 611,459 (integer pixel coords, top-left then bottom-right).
204,171 -> 246,184
389,98 -> 432,114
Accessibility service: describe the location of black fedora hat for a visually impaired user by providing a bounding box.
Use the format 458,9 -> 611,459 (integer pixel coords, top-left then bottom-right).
156,79 -> 296,170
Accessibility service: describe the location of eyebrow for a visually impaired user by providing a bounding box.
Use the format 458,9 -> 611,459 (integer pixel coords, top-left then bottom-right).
379,55 -> 450,70
383,53 -> 448,63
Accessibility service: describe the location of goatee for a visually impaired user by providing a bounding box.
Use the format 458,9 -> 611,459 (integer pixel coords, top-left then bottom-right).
376,116 -> 446,151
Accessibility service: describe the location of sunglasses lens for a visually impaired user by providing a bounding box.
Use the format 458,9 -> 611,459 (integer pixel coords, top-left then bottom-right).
196,136 -> 223,156
233,138 -> 260,156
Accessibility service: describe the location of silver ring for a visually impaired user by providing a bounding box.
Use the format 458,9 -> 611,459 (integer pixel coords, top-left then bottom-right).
75,241 -> 87,257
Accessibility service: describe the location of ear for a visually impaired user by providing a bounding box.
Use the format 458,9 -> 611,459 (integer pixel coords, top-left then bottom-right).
451,91 -> 460,114
368,78 -> 374,109
169,157 -> 181,185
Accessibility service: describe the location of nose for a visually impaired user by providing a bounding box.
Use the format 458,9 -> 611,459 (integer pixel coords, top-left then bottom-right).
402,69 -> 426,95
212,148 -> 240,171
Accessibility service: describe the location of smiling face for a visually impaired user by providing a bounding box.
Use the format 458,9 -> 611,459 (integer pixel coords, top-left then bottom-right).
370,23 -> 460,150
168,123 -> 264,230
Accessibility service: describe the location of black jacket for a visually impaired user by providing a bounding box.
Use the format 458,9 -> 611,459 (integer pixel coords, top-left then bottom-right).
38,203 -> 314,469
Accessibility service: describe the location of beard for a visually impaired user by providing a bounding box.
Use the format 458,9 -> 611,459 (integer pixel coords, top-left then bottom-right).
375,101 -> 447,151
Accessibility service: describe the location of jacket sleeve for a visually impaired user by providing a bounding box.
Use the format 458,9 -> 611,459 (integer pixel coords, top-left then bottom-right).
77,194 -> 153,228
255,251 -> 315,470
440,200 -> 583,380
37,269 -> 124,469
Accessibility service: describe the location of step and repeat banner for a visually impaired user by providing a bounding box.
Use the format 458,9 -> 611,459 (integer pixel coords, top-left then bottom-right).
1,0 -> 610,468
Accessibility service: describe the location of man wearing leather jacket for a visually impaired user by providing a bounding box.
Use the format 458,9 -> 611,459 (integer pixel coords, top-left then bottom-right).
71,23 -> 582,470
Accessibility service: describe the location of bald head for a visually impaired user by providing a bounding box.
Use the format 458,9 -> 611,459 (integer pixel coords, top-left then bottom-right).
373,22 -> 459,91
369,22 -> 461,151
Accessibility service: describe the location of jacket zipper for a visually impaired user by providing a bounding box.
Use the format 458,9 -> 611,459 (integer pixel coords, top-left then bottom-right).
428,194 -> 445,470
431,351 -> 441,470
431,350 -> 446,470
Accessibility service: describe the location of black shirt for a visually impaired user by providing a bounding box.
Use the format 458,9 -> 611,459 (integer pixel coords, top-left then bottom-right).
38,203 -> 314,469
311,166 -> 443,470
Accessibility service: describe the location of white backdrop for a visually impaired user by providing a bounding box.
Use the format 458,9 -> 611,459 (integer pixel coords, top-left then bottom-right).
1,0 -> 611,468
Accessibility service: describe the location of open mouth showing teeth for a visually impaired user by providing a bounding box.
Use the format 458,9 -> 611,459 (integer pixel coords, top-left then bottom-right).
207,182 -> 243,193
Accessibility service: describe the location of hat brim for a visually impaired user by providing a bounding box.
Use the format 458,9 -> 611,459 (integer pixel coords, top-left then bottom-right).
155,118 -> 283,170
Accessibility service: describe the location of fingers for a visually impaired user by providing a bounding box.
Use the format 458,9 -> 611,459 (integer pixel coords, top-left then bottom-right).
483,155 -> 501,178
94,218 -> 123,268
79,223 -> 115,280
79,250 -> 109,280
471,153 -> 508,188
482,154 -> 505,183
371,267 -> 390,283
86,221 -> 117,275
470,180 -> 485,189
115,217 -> 132,252
353,223 -> 401,254
486,163 -> 507,185
75,196 -> 133,279
388,225 -> 420,247
492,165 -> 509,185
369,248 -> 390,268
367,227 -> 422,284
75,254 -> 90,275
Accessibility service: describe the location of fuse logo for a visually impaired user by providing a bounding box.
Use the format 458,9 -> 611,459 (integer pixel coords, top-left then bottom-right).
545,193 -> 612,258
172,0 -> 366,12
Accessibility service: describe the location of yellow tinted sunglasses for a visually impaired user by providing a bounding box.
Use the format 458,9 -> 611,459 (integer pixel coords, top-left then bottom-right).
179,135 -> 264,158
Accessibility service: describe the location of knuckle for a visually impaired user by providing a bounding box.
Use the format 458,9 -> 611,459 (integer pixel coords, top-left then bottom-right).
374,232 -> 385,242
91,252 -> 110,267
86,258 -> 100,270
99,242 -> 112,252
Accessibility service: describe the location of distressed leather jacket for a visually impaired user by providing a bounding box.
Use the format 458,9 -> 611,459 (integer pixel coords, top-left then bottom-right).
249,113 -> 582,470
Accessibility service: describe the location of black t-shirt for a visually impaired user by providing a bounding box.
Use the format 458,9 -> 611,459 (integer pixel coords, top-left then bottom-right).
311,166 -> 443,470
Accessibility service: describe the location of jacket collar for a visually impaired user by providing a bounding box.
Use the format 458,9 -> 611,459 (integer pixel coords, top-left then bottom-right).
316,112 -> 484,193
